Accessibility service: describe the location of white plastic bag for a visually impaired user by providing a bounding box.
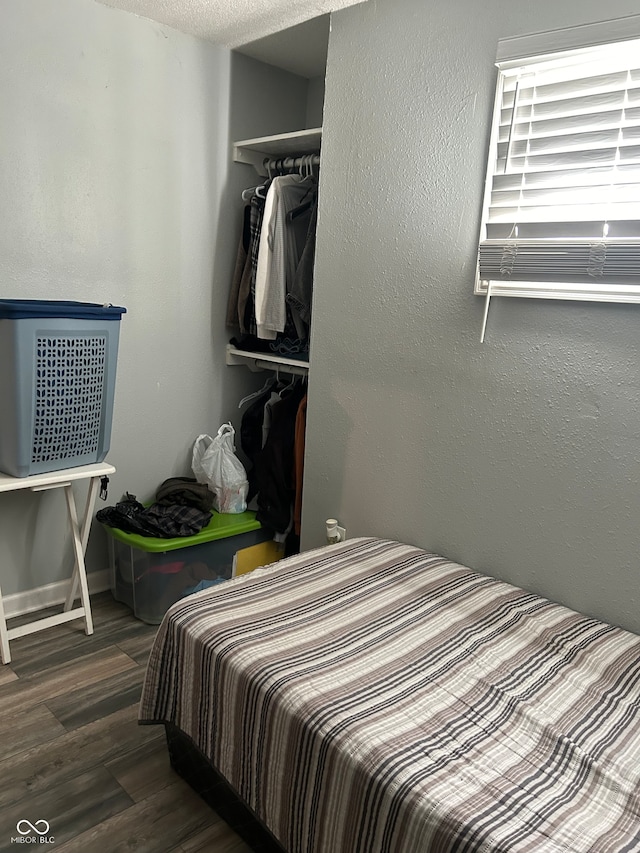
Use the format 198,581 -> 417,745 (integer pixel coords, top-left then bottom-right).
191,424 -> 248,514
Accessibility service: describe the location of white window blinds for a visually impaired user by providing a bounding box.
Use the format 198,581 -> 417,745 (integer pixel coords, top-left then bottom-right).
476,22 -> 640,305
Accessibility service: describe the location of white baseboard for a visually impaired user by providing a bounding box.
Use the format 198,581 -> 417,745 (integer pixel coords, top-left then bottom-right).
3,570 -> 112,619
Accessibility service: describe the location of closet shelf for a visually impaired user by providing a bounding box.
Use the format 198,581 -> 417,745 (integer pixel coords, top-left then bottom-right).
226,344 -> 309,377
233,128 -> 322,175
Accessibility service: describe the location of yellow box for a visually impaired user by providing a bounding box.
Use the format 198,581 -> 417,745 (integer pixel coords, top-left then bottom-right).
233,540 -> 285,577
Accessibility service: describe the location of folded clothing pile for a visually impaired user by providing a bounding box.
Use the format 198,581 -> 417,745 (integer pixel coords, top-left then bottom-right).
97,477 -> 214,538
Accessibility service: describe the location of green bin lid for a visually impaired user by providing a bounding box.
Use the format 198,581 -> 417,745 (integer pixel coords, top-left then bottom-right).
103,509 -> 261,552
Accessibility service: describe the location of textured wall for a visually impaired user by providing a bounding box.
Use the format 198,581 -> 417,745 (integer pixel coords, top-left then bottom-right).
0,0 -> 308,595
304,0 -> 640,633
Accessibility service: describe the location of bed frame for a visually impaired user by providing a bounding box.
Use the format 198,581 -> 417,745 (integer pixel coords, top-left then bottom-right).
165,722 -> 285,853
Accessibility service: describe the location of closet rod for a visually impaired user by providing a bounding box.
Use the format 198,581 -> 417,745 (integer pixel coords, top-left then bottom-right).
251,358 -> 309,377
263,154 -> 320,172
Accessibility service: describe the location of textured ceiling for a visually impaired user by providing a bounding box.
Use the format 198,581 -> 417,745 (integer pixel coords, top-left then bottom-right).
96,0 -> 363,50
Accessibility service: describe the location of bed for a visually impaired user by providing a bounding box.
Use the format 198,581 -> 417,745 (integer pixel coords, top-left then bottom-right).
139,537 -> 640,852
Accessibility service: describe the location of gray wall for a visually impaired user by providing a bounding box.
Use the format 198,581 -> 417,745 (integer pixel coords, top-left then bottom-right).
306,75 -> 326,128
0,0 -> 307,596
4,0 -> 637,638
303,0 -> 640,634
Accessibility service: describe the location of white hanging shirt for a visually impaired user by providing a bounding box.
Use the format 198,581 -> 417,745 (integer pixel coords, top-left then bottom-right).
254,175 -> 309,340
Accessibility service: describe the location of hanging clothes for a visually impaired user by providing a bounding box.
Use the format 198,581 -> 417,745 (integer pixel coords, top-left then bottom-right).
226,203 -> 251,329
293,393 -> 307,536
229,166 -> 317,354
286,202 -> 317,331
240,380 -> 277,502
246,190 -> 267,336
226,187 -> 268,336
254,379 -> 307,535
255,175 -> 312,339
229,161 -> 315,546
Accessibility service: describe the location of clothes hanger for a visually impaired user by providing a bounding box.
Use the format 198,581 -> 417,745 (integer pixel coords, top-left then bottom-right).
238,376 -> 276,409
278,373 -> 299,395
286,159 -> 317,222
242,182 -> 268,201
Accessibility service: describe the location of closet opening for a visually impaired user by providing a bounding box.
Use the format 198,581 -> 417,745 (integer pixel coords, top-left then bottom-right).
233,14 -> 328,126
224,17 -> 328,557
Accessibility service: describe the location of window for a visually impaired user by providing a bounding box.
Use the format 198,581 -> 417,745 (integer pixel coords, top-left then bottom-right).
476,16 -> 640,338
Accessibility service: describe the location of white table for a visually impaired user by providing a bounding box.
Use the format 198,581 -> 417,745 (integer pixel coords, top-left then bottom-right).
0,461 -> 116,664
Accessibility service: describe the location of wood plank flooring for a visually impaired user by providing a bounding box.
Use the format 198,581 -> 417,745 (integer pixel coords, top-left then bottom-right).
0,593 -> 252,853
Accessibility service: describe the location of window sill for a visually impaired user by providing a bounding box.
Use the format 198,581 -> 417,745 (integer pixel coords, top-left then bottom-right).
478,280 -> 640,342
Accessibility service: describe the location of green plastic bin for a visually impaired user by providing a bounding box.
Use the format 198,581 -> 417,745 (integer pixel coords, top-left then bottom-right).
105,509 -> 271,624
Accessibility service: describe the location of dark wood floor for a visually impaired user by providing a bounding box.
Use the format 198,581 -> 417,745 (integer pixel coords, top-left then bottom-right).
0,592 -> 252,853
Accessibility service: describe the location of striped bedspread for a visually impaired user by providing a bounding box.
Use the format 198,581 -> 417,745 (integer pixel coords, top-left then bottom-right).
139,538 -> 640,852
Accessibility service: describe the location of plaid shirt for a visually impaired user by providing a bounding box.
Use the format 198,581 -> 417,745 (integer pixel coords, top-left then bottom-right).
98,497 -> 211,538
247,192 -> 265,336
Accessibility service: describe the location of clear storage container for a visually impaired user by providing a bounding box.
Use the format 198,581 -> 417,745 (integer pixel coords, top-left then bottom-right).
105,509 -> 272,624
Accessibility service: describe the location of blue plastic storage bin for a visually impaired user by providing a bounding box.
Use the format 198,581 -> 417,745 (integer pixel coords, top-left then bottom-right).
0,300 -> 126,477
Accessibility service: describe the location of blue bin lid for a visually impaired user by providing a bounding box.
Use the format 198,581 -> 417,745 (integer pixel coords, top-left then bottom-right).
0,299 -> 126,320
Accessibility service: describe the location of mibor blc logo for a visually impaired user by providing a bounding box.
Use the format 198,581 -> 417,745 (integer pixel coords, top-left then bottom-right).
11,820 -> 55,845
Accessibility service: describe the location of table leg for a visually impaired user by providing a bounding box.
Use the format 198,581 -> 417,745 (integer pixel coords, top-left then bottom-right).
0,582 -> 10,664
64,476 -> 100,615
63,484 -> 94,636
